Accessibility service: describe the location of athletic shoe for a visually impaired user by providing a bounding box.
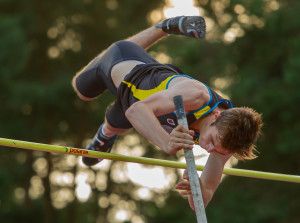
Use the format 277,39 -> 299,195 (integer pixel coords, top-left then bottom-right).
82,125 -> 117,166
155,16 -> 206,39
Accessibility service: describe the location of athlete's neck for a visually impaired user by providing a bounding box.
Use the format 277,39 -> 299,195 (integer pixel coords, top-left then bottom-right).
190,107 -> 225,133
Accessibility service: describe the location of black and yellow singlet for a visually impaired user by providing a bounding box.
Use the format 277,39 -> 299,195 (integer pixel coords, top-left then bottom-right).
117,63 -> 233,141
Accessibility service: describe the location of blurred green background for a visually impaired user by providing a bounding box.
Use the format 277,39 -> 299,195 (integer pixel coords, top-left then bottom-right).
0,0 -> 299,222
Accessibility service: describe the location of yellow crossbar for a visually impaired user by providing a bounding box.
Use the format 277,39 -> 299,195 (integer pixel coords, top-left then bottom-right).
0,137 -> 299,183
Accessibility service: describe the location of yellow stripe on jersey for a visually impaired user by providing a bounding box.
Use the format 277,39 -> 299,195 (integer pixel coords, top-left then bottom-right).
122,75 -> 177,100
193,105 -> 211,119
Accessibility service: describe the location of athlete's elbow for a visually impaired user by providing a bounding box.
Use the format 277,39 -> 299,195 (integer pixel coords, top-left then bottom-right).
194,88 -> 210,106
201,88 -> 210,102
126,101 -> 153,120
125,102 -> 141,120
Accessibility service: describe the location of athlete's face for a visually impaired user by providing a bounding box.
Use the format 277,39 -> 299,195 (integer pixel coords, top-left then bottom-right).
198,124 -> 230,155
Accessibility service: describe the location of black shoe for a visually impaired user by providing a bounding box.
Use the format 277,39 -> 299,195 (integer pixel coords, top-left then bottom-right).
82,127 -> 117,166
156,16 -> 206,39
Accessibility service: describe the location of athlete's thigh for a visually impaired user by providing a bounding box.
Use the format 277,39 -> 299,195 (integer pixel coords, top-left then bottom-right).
111,61 -> 145,88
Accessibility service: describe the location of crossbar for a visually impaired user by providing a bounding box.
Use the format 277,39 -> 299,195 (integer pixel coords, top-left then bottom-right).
0,137 -> 299,183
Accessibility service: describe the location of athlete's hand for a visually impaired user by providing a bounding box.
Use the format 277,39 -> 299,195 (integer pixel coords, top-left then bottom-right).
175,169 -> 196,211
166,125 -> 194,154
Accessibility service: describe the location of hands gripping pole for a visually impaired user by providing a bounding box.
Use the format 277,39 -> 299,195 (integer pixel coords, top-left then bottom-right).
173,95 -> 207,223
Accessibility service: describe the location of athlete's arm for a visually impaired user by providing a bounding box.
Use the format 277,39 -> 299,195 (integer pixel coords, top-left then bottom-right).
176,153 -> 232,208
125,78 -> 210,154
199,153 -> 231,206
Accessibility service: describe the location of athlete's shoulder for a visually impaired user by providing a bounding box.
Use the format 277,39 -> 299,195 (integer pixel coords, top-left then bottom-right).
166,77 -> 210,110
168,76 -> 208,92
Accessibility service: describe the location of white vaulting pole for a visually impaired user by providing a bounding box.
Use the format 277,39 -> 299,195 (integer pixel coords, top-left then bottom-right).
173,95 -> 207,223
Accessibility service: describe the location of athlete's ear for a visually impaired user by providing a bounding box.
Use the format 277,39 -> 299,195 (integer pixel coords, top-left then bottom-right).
213,110 -> 221,120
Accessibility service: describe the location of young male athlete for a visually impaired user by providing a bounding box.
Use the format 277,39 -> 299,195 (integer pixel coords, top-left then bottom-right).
72,16 -> 263,208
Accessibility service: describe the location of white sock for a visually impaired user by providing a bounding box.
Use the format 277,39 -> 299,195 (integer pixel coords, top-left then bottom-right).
100,123 -> 116,138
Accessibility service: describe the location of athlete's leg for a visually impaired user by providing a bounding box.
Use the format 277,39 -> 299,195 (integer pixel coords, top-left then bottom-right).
110,15 -> 207,83
103,100 -> 133,136
109,27 -> 167,87
81,34 -> 167,166
125,26 -> 167,50
73,15 -> 206,101
82,101 -> 132,166
72,25 -> 166,100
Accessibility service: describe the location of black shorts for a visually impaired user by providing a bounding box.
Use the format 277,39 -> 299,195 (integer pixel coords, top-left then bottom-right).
75,41 -> 159,129
75,40 -> 158,98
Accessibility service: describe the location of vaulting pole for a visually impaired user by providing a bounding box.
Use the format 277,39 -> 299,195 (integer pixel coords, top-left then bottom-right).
173,95 -> 207,223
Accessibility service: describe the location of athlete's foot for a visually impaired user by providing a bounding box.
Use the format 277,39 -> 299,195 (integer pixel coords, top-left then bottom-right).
82,125 -> 117,166
155,16 -> 206,39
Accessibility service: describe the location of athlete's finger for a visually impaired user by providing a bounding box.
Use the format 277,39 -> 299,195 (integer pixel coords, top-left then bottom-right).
175,124 -> 188,131
170,129 -> 193,141
179,191 -> 192,196
175,182 -> 191,190
183,169 -> 189,180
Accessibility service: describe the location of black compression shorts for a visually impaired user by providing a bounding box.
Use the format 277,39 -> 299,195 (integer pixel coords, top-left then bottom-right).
75,40 -> 158,98
75,41 -> 160,129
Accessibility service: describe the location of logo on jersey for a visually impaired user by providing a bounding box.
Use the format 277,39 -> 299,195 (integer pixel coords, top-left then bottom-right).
167,118 -> 175,126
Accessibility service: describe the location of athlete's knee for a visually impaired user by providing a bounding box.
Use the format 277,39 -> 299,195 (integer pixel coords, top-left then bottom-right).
104,118 -> 132,134
105,102 -> 133,129
72,71 -> 97,101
